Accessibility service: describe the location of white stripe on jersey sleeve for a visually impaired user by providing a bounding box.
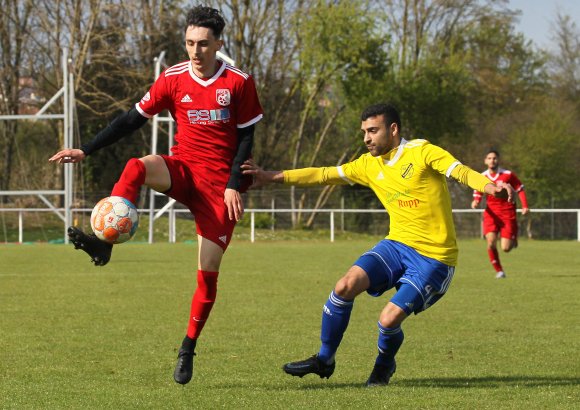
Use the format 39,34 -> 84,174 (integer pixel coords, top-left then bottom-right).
337,165 -> 355,185
237,114 -> 263,128
446,161 -> 461,177
165,61 -> 189,76
165,67 -> 189,77
135,103 -> 153,118
225,65 -> 250,80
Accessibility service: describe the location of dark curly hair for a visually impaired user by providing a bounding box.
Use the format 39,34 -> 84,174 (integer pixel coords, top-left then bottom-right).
185,6 -> 225,38
361,103 -> 402,132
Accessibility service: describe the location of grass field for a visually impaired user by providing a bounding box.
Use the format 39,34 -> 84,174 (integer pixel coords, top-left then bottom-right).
1,239 -> 578,409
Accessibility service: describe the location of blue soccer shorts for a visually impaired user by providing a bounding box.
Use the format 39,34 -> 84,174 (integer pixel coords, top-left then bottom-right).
353,239 -> 455,315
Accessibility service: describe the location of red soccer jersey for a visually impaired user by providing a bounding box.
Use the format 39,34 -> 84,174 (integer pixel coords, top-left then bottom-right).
135,60 -> 263,184
473,168 -> 528,213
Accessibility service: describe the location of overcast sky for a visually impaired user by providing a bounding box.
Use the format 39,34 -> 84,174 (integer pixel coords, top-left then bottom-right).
508,0 -> 580,49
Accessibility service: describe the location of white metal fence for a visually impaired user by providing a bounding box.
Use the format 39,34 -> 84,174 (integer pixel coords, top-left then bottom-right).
1,207 -> 579,243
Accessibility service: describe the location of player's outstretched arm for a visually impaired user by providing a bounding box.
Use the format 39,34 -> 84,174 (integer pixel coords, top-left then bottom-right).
450,163 -> 513,202
49,107 -> 148,164
49,148 -> 86,164
484,181 -> 514,202
241,159 -> 284,188
243,159 -> 347,188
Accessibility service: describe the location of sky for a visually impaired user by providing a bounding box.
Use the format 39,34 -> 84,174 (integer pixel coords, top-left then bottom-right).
508,0 -> 580,49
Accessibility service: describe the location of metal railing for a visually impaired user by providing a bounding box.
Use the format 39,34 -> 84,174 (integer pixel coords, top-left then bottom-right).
1,207 -> 579,243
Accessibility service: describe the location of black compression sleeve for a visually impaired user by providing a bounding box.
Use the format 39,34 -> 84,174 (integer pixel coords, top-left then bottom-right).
80,107 -> 148,155
227,124 -> 255,190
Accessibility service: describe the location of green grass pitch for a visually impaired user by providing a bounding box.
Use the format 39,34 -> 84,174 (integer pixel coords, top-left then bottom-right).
1,239 -> 578,409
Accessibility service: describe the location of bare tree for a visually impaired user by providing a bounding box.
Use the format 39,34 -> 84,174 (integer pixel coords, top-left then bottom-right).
0,0 -> 34,190
377,0 -> 518,69
550,12 -> 580,104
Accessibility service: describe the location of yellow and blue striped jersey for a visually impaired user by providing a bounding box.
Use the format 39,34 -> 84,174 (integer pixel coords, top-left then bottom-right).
283,139 -> 489,266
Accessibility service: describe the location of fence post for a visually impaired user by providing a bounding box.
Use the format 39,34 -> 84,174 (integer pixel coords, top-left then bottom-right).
18,211 -> 23,243
330,211 -> 335,242
271,197 -> 275,231
251,211 -> 255,243
169,208 -> 175,243
340,196 -> 345,232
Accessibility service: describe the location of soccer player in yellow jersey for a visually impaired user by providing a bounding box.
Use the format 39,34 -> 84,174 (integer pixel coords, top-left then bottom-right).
242,103 -> 513,386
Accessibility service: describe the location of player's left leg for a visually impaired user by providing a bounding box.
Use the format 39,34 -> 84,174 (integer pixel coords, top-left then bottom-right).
174,237 -> 223,385
173,173 -> 234,385
500,215 -> 518,253
500,237 -> 515,252
366,301 -> 408,387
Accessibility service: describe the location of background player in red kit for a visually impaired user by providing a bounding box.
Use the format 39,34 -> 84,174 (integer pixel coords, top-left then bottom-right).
471,150 -> 529,279
49,6 -> 263,385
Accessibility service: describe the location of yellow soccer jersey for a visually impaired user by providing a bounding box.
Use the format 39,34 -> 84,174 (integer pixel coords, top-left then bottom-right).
284,139 -> 463,265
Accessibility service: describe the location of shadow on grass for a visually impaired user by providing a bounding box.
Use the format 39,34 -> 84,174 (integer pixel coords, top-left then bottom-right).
395,375 -> 580,388
289,375 -> 580,390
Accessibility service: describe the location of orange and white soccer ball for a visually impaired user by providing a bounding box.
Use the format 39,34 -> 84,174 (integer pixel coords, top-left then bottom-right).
90,196 -> 139,244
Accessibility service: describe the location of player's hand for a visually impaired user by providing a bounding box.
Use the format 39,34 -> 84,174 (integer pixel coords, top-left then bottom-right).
49,148 -> 86,164
471,200 -> 480,209
224,188 -> 244,221
485,181 -> 514,202
241,159 -> 282,189
241,159 -> 265,188
521,207 -> 530,215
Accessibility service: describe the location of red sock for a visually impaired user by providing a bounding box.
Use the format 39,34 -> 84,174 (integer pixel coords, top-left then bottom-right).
487,248 -> 503,272
186,270 -> 219,339
110,158 -> 146,205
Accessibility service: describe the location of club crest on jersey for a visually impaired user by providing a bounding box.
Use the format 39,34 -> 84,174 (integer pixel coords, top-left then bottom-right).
141,92 -> 151,103
216,89 -> 231,106
400,163 -> 414,179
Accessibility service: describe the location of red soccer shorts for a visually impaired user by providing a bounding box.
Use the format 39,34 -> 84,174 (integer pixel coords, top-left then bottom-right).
482,209 -> 518,240
160,155 -> 235,251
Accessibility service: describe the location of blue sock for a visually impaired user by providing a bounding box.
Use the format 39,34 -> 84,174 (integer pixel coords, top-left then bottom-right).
318,291 -> 354,364
375,322 -> 404,367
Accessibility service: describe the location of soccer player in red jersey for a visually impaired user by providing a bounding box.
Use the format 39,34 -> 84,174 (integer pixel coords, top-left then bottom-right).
471,150 -> 529,279
49,6 -> 263,384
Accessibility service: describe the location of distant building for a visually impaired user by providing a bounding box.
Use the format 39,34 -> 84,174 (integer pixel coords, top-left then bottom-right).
17,77 -> 46,115
0,77 -> 46,115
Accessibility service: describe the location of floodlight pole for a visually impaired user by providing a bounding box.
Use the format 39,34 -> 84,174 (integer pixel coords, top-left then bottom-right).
148,51 -> 170,244
0,48 -> 74,244
63,48 -> 74,243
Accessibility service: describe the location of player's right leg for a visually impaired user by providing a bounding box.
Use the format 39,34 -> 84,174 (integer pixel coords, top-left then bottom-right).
68,226 -> 113,266
485,232 -> 505,277
69,155 -> 169,266
283,265 -> 371,379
